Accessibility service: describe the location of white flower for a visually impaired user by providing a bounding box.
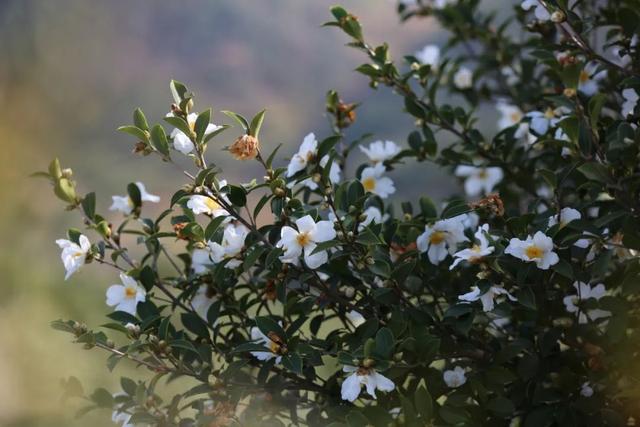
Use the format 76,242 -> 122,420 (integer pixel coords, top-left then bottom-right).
526,108 -> 563,136
458,285 -> 516,312
298,155 -> 341,190
548,207 -> 581,228
417,215 -> 469,265
454,165 -> 503,196
580,382 -> 594,397
622,88 -> 638,117
497,102 -> 530,139
191,285 -> 217,319
358,206 -> 389,231
578,63 -> 607,97
112,407 -> 134,427
505,231 -> 559,270
109,182 -> 160,215
450,224 -> 495,269
433,0 -> 454,9
360,163 -> 396,198
443,366 -> 467,388
341,366 -> 395,402
346,310 -> 366,327
563,281 -> 611,324
169,112 -> 222,155
277,215 -> 336,269
106,273 -> 146,315
359,140 -> 401,164
501,66 -> 520,86
287,133 -> 318,177
192,245 -> 215,274
453,67 -> 473,89
249,326 -> 283,364
415,44 -> 440,69
462,212 -> 479,230
55,234 -> 91,280
187,195 -> 228,217
521,0 -> 550,21
209,223 -> 249,268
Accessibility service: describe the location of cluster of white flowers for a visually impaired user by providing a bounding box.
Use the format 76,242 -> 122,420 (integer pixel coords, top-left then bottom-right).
286,133 -> 341,189
191,222 -> 249,273
277,215 -> 336,269
109,182 -> 160,215
563,281 -> 611,324
166,112 -> 222,155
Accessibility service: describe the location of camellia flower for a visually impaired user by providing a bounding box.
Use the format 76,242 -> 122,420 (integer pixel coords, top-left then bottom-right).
249,326 -> 283,364
109,182 -> 160,215
187,181 -> 230,217
453,67 -> 473,89
443,366 -> 467,388
505,231 -> 559,270
192,244 -> 215,274
622,88 -> 638,117
106,273 -> 146,315
454,165 -> 503,196
415,44 -> 440,69
578,63 -> 607,97
360,163 -> 396,198
55,234 -> 91,280
417,215 -> 469,265
341,365 -> 395,402
450,224 -> 495,269
229,134 -> 260,160
287,133 -> 317,177
209,223 -> 249,268
563,281 -> 611,324
191,285 -> 217,319
277,215 -> 336,269
346,310 -> 366,327
169,112 -> 222,155
520,0 -> 550,21
497,102 -> 530,139
458,285 -> 516,312
359,140 -> 401,164
358,206 -> 389,231
548,207 -> 581,228
298,155 -> 341,190
526,108 -> 563,136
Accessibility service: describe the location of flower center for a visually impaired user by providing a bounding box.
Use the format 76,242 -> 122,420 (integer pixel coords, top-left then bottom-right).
525,245 -> 543,259
579,70 -> 590,83
125,287 -> 137,299
510,112 -> 522,123
296,232 -> 311,247
477,169 -> 488,179
362,177 -> 376,192
72,251 -> 85,259
205,197 -> 220,212
544,107 -> 555,119
471,244 -> 482,253
269,341 -> 281,354
429,231 -> 446,245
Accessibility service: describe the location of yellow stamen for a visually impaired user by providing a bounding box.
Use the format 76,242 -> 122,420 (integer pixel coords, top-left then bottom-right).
269,341 -> 281,354
205,198 -> 220,212
544,107 -> 555,119
429,231 -> 446,245
525,245 -> 543,259
510,112 -> 522,123
579,70 -> 590,83
296,232 -> 311,247
125,287 -> 137,298
362,177 -> 376,192
477,170 -> 488,179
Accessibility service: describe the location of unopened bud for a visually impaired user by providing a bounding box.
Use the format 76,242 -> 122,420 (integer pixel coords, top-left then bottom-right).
356,262 -> 365,270
274,187 -> 286,197
365,256 -> 375,265
362,358 -> 375,368
125,322 -> 141,336
347,231 -> 354,239
312,173 -> 322,183
106,339 -> 115,348
61,168 -> 73,179
550,11 -> 566,23
344,287 -> 355,298
563,88 -> 577,98
194,241 -> 206,249
403,213 -> 412,221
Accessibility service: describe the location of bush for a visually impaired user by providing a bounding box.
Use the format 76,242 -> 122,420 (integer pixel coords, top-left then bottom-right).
42,1 -> 640,426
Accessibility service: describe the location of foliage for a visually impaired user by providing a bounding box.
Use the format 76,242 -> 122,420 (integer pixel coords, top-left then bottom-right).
41,1 -> 640,426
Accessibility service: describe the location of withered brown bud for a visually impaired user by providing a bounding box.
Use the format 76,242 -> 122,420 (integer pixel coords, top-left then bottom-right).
229,134 -> 260,160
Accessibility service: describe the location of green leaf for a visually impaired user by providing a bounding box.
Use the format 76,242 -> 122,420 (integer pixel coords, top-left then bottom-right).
414,384 -> 433,420
589,93 -> 606,125
117,126 -> 147,141
181,312 -> 210,338
419,196 -> 437,218
194,109 -> 212,144
163,115 -> 192,137
139,266 -> 156,292
226,185 -> 247,207
249,109 -> 266,138
81,192 -> 96,220
204,215 -> 228,241
90,388 -> 114,408
577,162 -> 611,183
150,125 -> 170,157
221,110 -> 249,132
133,108 -> 149,131
310,239 -> 341,255
282,353 -> 302,374
127,183 -> 142,208
374,327 -> 394,359
170,79 -> 188,104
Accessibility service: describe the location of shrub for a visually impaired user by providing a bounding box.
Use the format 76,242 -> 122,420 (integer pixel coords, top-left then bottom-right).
42,1 -> 640,426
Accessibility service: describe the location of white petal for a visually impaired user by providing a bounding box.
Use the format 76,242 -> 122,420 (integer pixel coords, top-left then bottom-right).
341,373 -> 362,402
311,220 -> 336,243
106,285 -> 126,306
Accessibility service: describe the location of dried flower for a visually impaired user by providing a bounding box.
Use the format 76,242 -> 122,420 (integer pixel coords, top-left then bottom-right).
229,134 -> 260,160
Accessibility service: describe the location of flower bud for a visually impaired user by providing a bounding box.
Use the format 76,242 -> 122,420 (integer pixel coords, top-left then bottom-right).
563,88 -> 576,98
362,358 -> 375,368
365,256 -> 375,265
550,11 -> 566,23
61,168 -> 73,179
229,134 -> 260,160
312,173 -> 322,183
344,286 -> 355,298
403,213 -> 412,221
125,322 -> 141,337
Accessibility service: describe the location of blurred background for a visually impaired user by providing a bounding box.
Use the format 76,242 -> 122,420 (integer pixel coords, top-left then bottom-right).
0,1 -> 469,425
